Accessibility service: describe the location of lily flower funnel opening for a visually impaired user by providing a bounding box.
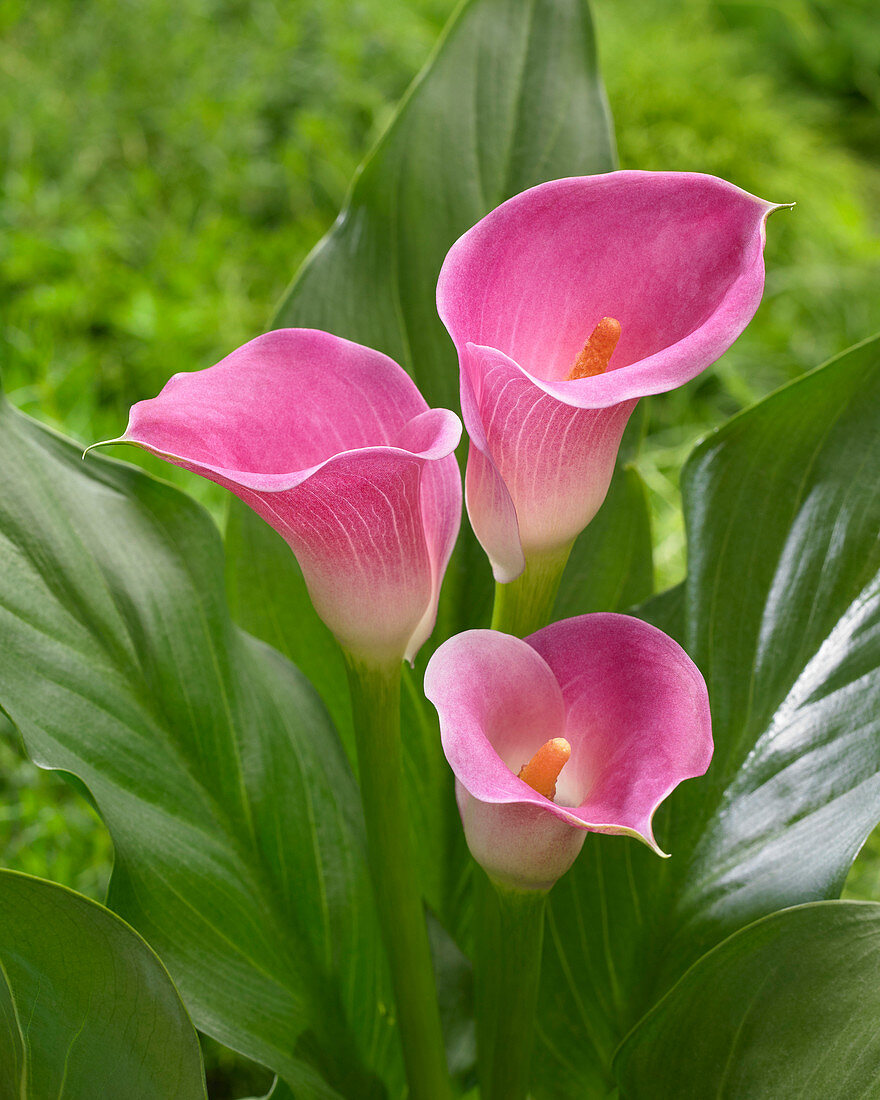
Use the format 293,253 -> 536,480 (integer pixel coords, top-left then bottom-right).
425,614 -> 714,891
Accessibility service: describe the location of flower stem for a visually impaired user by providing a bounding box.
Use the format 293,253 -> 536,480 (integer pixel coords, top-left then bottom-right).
475,872 -> 548,1100
343,655 -> 452,1100
490,543 -> 572,637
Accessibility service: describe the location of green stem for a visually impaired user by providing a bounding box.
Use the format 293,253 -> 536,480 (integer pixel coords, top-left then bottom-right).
491,543 -> 573,637
475,873 -> 548,1100
343,656 -> 452,1100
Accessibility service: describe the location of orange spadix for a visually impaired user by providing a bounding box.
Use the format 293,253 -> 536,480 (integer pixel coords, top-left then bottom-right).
567,317 -> 621,380
517,737 -> 572,801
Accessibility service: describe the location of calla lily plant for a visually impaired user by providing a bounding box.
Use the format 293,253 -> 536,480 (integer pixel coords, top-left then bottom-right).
90,168 -> 775,1100
14,0 -> 870,1090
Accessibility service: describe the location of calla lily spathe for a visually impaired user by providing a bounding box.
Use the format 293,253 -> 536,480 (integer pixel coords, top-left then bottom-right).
425,615 -> 713,891
102,328 -> 462,665
437,171 -> 780,582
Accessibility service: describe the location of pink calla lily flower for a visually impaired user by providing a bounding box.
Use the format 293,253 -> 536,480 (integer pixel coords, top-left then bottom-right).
424,615 -> 713,891
101,329 -> 462,664
437,171 -> 780,582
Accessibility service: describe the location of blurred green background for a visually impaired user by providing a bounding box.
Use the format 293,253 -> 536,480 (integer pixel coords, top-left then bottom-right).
2,0 -> 879,1093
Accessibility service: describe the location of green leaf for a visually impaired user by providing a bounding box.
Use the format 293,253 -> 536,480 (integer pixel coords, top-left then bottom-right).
0,870 -> 207,1099
534,334 -> 880,1094
272,0 -> 615,412
671,333 -> 880,961
0,395 -> 400,1098
615,902 -> 880,1098
268,0 -> 617,632
225,0 -> 618,933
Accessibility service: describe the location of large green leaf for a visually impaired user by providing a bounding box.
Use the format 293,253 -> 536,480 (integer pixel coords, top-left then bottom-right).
225,0 -> 622,932
272,0 -> 615,412
615,901 -> 880,1098
0,393 -> 400,1098
0,870 -> 207,1099
534,335 -> 880,1094
672,333 -> 880,963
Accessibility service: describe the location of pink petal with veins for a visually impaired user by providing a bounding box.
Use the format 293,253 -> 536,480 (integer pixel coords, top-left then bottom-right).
106,328 -> 462,663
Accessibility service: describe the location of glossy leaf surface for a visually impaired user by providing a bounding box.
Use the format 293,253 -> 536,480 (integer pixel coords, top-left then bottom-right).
535,335 -> 880,1093
616,902 -> 880,1099
0,393 -> 398,1098
0,871 -> 207,1100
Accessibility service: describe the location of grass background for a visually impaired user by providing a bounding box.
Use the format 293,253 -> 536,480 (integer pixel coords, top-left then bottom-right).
2,0 -> 879,1092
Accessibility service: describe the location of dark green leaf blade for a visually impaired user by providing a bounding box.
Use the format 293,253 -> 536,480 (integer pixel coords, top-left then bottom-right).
615,902 -> 880,1099
536,334 -> 880,1094
268,0 -> 616,638
0,870 -> 207,1100
272,0 -> 615,412
668,333 -> 880,970
0,396 -> 399,1097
